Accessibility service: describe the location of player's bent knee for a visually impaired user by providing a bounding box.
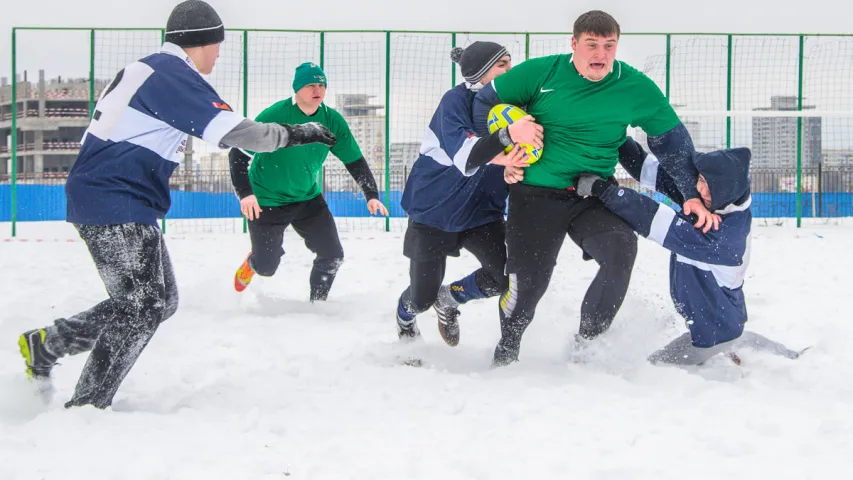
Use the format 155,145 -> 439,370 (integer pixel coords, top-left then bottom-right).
495,274 -> 510,295
251,254 -> 282,277
124,293 -> 167,329
476,269 -> 508,297
162,291 -> 179,322
411,290 -> 440,313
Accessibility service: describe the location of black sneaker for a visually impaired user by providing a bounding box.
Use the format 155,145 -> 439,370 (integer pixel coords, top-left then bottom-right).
433,285 -> 461,347
309,286 -> 330,303
396,312 -> 421,342
18,328 -> 58,379
491,342 -> 519,368
309,264 -> 339,303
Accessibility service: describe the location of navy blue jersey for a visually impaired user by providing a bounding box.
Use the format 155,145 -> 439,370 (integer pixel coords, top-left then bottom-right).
400,84 -> 507,232
66,42 -> 244,226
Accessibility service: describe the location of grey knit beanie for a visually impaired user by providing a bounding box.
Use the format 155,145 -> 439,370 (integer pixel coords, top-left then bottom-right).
450,41 -> 510,84
165,0 -> 225,48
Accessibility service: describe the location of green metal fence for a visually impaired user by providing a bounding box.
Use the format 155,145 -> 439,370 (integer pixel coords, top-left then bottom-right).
3,28 -> 853,236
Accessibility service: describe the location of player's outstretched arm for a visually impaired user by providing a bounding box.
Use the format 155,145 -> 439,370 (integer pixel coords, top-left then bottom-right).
220,120 -> 336,153
646,123 -> 699,201
618,137 -> 685,205
580,175 -> 744,266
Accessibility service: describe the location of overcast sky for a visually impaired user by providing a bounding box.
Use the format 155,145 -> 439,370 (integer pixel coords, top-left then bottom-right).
2,0 -> 851,151
2,0 -> 850,74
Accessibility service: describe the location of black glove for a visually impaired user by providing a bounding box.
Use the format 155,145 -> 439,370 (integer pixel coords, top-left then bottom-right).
575,174 -> 617,197
282,122 -> 337,147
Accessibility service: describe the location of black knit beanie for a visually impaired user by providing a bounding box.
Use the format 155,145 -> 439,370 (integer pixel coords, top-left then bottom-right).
165,0 -> 225,48
450,41 -> 510,84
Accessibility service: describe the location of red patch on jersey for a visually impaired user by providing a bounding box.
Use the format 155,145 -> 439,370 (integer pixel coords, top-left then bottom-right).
213,102 -> 232,111
465,131 -> 476,139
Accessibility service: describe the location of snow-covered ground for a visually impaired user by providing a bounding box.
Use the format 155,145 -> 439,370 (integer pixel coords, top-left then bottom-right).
1,219 -> 851,479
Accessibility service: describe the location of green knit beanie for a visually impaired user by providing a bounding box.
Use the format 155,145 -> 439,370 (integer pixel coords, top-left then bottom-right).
292,62 -> 327,92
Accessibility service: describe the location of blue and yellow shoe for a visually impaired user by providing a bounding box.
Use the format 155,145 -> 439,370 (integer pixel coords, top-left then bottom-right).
18,329 -> 58,379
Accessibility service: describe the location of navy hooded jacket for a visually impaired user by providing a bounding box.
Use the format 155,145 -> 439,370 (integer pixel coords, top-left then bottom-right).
599,138 -> 752,348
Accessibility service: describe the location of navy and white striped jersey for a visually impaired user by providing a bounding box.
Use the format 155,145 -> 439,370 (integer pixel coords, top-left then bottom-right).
66,42 -> 244,226
604,145 -> 753,348
400,84 -> 506,232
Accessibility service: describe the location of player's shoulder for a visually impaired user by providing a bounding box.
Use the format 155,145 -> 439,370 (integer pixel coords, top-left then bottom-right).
323,103 -> 344,120
527,54 -> 565,68
440,83 -> 474,104
613,60 -> 655,83
254,98 -> 294,122
323,104 -> 349,127
140,52 -> 216,93
139,51 -> 177,68
319,104 -> 354,134
140,51 -> 196,78
509,54 -> 564,77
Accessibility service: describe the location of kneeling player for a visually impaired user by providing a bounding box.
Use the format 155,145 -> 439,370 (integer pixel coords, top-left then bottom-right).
575,138 -> 804,365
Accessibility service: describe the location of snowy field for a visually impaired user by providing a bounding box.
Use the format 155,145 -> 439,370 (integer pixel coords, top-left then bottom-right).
1,219 -> 852,479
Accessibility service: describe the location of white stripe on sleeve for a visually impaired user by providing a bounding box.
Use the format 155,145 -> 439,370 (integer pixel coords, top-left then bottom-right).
202,110 -> 245,148
640,154 -> 660,189
648,204 -> 676,245
452,136 -> 481,176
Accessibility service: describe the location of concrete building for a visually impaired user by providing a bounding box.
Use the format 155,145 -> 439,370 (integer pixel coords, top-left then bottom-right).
751,95 -> 822,169
821,148 -> 853,168
1,71 -> 108,176
389,141 -> 420,171
331,93 -> 386,172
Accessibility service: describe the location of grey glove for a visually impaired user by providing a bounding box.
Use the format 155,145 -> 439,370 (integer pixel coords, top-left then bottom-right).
282,122 -> 337,147
575,174 -> 604,197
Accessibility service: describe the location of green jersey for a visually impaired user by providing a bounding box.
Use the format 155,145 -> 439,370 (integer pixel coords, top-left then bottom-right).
248,99 -> 363,206
491,54 -> 680,189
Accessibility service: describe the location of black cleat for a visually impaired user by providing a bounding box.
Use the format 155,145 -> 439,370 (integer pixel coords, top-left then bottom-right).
433,286 -> 461,347
18,329 -> 58,379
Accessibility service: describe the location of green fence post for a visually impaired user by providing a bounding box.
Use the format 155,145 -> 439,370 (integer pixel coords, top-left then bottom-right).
525,33 -> 530,60
242,29 -> 249,234
726,34 -> 732,148
665,34 -> 671,99
796,35 -> 804,228
318,31 -> 325,197
660,34 -> 673,208
451,32 -> 456,87
384,31 -> 391,233
161,28 -> 167,234
89,30 -> 96,119
10,28 -> 17,237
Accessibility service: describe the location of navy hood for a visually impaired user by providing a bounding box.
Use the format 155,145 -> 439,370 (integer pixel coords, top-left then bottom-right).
692,147 -> 751,211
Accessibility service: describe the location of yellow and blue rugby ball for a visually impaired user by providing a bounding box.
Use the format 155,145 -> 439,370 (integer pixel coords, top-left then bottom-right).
486,104 -> 542,164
